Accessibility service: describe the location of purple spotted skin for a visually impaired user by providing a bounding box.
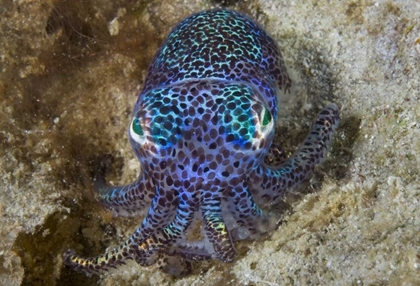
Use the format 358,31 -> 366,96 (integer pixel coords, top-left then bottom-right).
64,9 -> 339,276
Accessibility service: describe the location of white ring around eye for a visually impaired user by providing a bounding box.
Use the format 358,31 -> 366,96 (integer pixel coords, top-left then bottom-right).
130,118 -> 144,145
258,107 -> 274,138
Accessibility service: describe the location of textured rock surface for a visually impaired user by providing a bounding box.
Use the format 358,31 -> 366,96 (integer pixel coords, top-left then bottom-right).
0,0 -> 418,285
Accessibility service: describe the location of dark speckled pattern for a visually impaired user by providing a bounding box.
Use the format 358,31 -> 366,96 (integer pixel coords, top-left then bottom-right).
63,9 -> 339,276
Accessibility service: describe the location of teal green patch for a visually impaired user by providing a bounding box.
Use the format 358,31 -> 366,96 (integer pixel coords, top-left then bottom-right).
262,107 -> 272,126
132,118 -> 144,136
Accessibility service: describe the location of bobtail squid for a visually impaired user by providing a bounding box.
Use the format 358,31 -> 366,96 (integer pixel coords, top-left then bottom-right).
64,9 -> 340,276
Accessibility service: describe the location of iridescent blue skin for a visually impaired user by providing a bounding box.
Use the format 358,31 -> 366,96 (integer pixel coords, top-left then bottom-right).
64,9 -> 339,276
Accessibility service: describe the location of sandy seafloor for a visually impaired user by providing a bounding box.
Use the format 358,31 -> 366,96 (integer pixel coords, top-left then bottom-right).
0,0 -> 419,285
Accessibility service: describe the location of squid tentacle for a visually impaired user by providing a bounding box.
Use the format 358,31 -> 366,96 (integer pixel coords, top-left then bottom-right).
63,186 -> 178,275
201,191 -> 236,262
251,104 -> 340,203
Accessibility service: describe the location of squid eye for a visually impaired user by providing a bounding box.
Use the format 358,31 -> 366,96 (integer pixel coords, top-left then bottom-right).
132,118 -> 143,136
260,106 -> 272,127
